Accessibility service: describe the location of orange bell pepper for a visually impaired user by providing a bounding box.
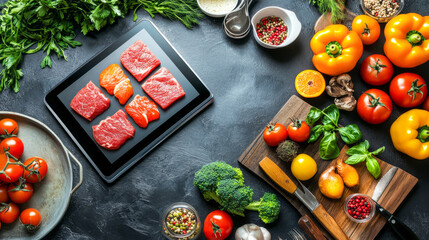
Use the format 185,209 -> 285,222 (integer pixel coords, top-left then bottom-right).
384,13 -> 429,68
310,24 -> 363,76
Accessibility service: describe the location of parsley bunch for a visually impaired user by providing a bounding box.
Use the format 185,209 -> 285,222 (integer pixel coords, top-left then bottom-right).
0,0 -> 203,93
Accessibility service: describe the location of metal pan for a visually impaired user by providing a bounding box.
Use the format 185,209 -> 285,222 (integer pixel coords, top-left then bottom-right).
0,111 -> 83,240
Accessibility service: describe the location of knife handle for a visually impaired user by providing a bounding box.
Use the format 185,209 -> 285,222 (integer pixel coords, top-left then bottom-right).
298,214 -> 327,240
375,203 -> 419,240
312,204 -> 350,240
259,157 -> 297,194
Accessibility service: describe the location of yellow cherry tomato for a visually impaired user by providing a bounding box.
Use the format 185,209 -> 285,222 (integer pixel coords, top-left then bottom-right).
352,15 -> 381,45
291,154 -> 318,181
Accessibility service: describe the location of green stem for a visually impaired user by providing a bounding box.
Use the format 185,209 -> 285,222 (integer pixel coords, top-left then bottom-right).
325,41 -> 342,58
407,30 -> 425,47
417,125 -> 429,143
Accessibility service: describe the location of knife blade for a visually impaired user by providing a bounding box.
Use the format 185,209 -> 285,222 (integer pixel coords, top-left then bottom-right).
372,167 -> 398,202
259,157 -> 349,240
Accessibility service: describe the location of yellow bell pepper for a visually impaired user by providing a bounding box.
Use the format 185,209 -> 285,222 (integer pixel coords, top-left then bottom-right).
390,109 -> 429,160
384,13 -> 429,68
310,24 -> 363,76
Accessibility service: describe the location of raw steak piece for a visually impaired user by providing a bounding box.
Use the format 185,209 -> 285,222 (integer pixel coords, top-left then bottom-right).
120,40 -> 160,82
92,110 -> 135,150
99,64 -> 128,95
142,67 -> 186,109
70,81 -> 110,121
114,78 -> 133,105
125,95 -> 160,128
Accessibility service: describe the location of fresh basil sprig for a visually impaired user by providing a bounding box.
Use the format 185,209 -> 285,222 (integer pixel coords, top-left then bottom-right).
306,104 -> 362,160
345,140 -> 384,179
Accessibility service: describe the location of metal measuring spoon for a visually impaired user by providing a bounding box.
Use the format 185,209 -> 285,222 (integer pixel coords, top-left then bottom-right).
223,0 -> 253,37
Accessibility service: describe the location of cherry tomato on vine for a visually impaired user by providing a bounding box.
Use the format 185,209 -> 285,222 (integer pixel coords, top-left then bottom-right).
263,123 -> 287,147
20,208 -> 42,232
287,120 -> 310,142
0,185 -> 8,203
0,202 -> 19,224
352,15 -> 380,45
360,54 -> 393,86
390,73 -> 427,108
23,157 -> 48,183
8,180 -> 33,204
203,210 -> 233,240
0,119 -> 19,136
357,89 -> 393,124
0,156 -> 24,183
1,137 -> 24,159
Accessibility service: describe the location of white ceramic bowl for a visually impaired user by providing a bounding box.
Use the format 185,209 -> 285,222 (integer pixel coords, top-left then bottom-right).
251,6 -> 301,49
197,0 -> 239,18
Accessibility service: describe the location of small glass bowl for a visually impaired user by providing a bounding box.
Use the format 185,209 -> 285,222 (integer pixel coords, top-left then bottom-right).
360,0 -> 404,23
162,202 -> 201,240
344,194 -> 376,223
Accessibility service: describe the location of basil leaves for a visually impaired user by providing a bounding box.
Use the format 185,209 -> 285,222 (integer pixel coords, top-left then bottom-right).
306,104 -> 362,160
345,140 -> 384,179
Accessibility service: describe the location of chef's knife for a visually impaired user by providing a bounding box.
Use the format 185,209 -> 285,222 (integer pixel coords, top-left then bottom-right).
259,157 -> 349,240
372,167 -> 419,240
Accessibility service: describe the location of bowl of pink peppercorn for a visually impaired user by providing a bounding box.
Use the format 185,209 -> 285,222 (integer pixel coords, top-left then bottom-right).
344,193 -> 376,223
251,6 -> 301,49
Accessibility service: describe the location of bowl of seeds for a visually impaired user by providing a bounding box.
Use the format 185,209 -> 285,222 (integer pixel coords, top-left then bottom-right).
251,6 -> 302,49
360,0 -> 404,23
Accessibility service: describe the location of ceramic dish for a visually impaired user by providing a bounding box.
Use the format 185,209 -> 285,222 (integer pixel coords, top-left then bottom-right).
0,112 -> 83,240
360,0 -> 404,23
197,0 -> 239,18
251,6 -> 301,49
344,193 -> 376,223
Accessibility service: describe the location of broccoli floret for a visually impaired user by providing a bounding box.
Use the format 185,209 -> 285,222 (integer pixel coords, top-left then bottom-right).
216,179 -> 253,216
193,161 -> 244,202
245,193 -> 281,224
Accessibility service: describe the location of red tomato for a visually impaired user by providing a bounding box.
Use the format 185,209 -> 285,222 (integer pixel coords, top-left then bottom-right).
360,54 -> 393,86
357,89 -> 393,124
0,202 -> 19,224
390,73 -> 427,108
0,185 -> 8,203
0,154 -> 24,183
1,137 -> 24,159
423,97 -> 429,111
24,157 -> 48,183
8,181 -> 33,204
203,210 -> 233,240
287,120 -> 310,142
0,119 -> 18,136
20,208 -> 41,232
263,123 -> 287,147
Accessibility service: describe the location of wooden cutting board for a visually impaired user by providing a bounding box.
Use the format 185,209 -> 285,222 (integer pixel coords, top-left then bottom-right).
238,95 -> 418,240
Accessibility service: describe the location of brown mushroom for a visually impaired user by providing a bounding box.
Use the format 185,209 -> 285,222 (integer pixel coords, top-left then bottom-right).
335,74 -> 354,92
326,77 -> 350,97
334,94 -> 357,111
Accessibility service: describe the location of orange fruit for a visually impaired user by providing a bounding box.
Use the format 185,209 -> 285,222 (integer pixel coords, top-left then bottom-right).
295,70 -> 326,98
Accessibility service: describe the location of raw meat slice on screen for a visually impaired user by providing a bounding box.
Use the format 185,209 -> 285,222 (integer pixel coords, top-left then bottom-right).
142,67 -> 186,109
92,110 -> 135,150
120,40 -> 160,82
125,95 -> 160,128
70,81 -> 110,121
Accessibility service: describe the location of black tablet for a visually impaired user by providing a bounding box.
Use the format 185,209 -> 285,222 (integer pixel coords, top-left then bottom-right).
45,20 -> 213,183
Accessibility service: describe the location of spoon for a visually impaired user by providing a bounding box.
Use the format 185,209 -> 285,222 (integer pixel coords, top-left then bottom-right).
223,0 -> 252,37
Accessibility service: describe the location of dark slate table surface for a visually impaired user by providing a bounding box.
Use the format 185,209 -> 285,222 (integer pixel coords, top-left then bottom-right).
0,0 -> 428,239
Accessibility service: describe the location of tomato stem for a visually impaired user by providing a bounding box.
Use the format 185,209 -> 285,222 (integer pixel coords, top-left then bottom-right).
366,93 -> 388,109
369,59 -> 387,75
362,23 -> 371,36
210,218 -> 222,238
407,79 -> 426,101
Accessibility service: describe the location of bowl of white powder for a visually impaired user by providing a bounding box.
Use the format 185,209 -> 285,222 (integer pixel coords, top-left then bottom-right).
198,0 -> 239,18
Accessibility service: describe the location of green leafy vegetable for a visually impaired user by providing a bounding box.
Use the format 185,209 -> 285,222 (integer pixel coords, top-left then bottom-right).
338,124 -> 362,144
345,140 -> 384,179
309,0 -> 345,24
306,107 -> 323,126
319,131 -> 340,160
0,0 -> 204,93
321,104 -> 340,126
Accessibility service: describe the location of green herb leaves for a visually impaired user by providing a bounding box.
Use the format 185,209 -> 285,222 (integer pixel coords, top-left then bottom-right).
0,0 -> 203,93
345,140 -> 384,179
309,0 -> 345,24
306,104 -> 362,160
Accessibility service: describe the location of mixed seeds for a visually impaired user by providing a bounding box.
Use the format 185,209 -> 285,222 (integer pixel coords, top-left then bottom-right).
256,16 -> 288,46
164,207 -> 199,239
364,0 -> 400,18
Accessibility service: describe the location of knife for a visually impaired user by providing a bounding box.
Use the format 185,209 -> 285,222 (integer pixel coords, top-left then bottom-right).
259,157 -> 349,240
371,167 -> 419,240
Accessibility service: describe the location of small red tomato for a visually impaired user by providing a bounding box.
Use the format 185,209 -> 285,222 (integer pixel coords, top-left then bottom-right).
23,157 -> 48,183
0,202 -> 19,224
357,89 -> 393,124
203,210 -> 233,240
0,119 -> 18,136
0,156 -> 24,183
1,137 -> 24,159
423,97 -> 429,111
390,73 -> 427,108
8,180 -> 33,204
360,54 -> 393,86
287,120 -> 310,142
0,185 -> 8,203
263,123 -> 287,147
20,208 -> 42,232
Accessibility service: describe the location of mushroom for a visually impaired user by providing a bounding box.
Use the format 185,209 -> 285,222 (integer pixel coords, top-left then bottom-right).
326,77 -> 350,97
334,94 -> 357,111
336,74 -> 354,92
